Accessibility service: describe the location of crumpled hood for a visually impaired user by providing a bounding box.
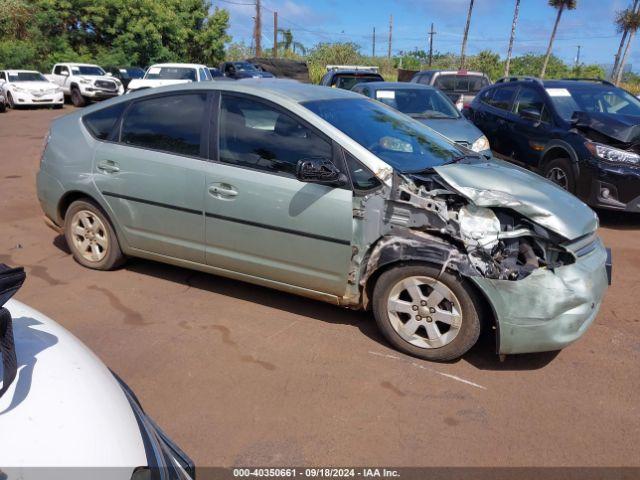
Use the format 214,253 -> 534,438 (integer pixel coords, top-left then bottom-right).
572,111 -> 640,144
127,78 -> 191,90
414,117 -> 483,145
434,160 -> 598,240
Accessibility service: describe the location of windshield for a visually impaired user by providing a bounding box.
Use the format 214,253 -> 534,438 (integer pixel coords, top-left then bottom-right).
546,85 -> 640,120
335,74 -> 383,90
433,74 -> 489,94
7,72 -> 47,82
374,88 -> 460,119
145,67 -> 197,81
71,66 -> 106,76
234,63 -> 258,72
303,98 -> 465,173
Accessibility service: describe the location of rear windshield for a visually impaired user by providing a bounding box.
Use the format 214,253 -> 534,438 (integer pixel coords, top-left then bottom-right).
546,85 -> 640,120
303,98 -> 464,173
145,67 -> 197,81
333,74 -> 383,90
433,74 -> 489,94
374,88 -> 460,119
7,72 -> 47,82
119,68 -> 145,79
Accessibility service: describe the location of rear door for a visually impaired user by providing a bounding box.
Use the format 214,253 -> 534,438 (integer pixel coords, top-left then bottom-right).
510,86 -> 553,166
204,93 -> 353,295
92,91 -> 212,263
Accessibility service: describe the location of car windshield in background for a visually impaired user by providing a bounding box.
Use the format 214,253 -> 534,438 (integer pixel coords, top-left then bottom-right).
122,68 -> 145,79
303,98 -> 464,173
546,85 -> 640,120
8,72 -> 47,82
434,74 -> 489,94
234,63 -> 258,72
71,66 -> 106,76
145,67 -> 197,81
335,75 -> 382,90
375,88 -> 460,119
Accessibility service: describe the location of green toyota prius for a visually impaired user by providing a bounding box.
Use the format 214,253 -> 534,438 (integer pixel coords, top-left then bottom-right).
36,79 -> 612,361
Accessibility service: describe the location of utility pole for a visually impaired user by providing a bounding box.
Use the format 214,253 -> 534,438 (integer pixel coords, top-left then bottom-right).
504,0 -> 521,77
460,0 -> 474,69
388,14 -> 393,60
575,44 -> 581,68
253,0 -> 262,57
372,26 -> 376,57
428,23 -> 436,67
273,11 -> 278,58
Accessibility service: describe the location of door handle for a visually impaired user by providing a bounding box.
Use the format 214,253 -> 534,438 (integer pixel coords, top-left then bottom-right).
97,160 -> 120,174
208,183 -> 238,198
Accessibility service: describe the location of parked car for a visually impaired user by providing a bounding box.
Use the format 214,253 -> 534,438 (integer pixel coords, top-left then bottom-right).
37,80 -> 611,361
0,264 -> 194,479
127,63 -> 212,92
45,63 -> 124,107
352,81 -> 490,156
0,70 -> 64,109
320,65 -> 384,90
411,70 -> 491,110
0,90 -> 6,112
104,66 -> 146,89
465,77 -> 640,212
208,67 -> 224,78
220,61 -> 275,79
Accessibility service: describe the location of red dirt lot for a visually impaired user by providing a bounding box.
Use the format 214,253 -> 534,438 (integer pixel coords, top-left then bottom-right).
1,106 -> 640,468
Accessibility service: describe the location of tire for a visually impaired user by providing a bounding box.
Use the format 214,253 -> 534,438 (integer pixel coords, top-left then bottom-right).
0,101 -> 5,113
544,157 -> 576,193
372,265 -> 481,361
6,91 -> 15,109
70,87 -> 87,107
64,199 -> 124,270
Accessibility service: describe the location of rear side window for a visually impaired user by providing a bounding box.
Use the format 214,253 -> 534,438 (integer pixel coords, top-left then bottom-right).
83,103 -> 127,140
489,86 -> 517,111
120,93 -> 207,157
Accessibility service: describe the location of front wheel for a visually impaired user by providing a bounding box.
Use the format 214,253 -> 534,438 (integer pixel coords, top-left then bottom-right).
544,157 -> 576,193
70,87 -> 87,107
6,91 -> 16,109
372,265 -> 481,361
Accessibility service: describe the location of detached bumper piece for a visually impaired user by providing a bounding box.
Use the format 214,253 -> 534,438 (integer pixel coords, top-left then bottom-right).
606,248 -> 613,285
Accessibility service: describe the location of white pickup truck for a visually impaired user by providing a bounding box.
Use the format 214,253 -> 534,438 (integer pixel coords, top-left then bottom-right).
45,63 -> 124,107
126,63 -> 211,92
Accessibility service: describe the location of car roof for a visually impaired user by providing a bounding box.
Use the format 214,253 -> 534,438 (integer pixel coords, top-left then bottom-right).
150,63 -> 206,69
63,63 -> 101,68
542,79 -> 615,89
356,81 -> 436,91
5,70 -> 42,74
328,70 -> 383,76
417,70 -> 487,76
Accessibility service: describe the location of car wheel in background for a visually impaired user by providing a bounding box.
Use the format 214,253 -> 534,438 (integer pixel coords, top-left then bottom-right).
6,91 -> 16,109
372,265 -> 481,361
544,157 -> 576,193
71,87 -> 87,107
0,100 -> 5,113
64,199 -> 124,270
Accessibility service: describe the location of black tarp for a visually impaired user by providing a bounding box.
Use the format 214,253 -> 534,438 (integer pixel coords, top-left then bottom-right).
247,58 -> 310,83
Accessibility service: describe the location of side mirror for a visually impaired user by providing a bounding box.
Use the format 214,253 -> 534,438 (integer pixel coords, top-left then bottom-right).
296,158 -> 348,187
106,72 -> 113,77
520,108 -> 542,123
61,70 -> 69,77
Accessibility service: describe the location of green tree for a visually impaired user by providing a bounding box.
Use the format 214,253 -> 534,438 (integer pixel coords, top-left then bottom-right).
541,0 -> 578,78
614,5 -> 640,84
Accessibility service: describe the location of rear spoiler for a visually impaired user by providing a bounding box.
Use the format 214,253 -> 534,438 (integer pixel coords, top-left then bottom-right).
0,264 -> 25,399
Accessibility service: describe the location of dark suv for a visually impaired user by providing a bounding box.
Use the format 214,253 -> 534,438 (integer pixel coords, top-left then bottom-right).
465,77 -> 640,212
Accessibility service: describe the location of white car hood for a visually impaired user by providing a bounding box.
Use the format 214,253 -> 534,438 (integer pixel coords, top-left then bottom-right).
9,81 -> 58,92
127,78 -> 191,90
0,300 -> 146,476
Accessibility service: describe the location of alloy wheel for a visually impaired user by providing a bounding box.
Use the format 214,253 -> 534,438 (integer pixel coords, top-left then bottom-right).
386,276 -> 463,349
70,210 -> 109,262
546,167 -> 569,190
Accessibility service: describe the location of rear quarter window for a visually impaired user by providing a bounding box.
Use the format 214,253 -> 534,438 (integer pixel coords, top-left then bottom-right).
83,102 -> 127,140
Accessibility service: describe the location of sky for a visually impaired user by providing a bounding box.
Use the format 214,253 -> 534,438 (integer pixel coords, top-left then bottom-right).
213,0 -> 637,69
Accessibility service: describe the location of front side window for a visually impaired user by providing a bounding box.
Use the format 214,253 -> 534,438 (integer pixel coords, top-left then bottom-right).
514,87 -> 550,122
54,66 -> 68,75
546,85 -> 640,120
121,93 -> 207,156
489,86 -> 518,111
219,94 -> 333,176
303,98 -> 465,173
144,67 -> 197,81
346,153 -> 380,191
84,102 -> 127,140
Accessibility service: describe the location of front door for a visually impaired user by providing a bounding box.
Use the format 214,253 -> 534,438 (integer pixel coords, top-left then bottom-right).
93,91 -> 211,263
204,93 -> 353,295
510,86 -> 553,167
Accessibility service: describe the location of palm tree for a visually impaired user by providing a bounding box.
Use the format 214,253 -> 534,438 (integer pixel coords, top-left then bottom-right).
504,0 -> 521,77
615,7 -> 640,84
460,0 -> 475,69
612,0 -> 640,82
540,0 -> 578,78
277,28 -> 306,55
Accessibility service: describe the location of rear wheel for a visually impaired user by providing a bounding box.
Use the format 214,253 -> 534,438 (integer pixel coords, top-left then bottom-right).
64,199 -> 124,270
70,87 -> 87,107
544,157 -> 576,193
372,265 -> 481,361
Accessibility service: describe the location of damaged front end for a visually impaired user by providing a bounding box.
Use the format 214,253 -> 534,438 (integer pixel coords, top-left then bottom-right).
349,159 -> 609,355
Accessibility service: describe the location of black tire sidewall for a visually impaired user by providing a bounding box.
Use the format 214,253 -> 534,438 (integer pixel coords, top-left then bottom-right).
544,157 -> 576,194
372,265 -> 481,361
7,92 -> 15,109
64,199 -> 124,270
71,88 -> 86,107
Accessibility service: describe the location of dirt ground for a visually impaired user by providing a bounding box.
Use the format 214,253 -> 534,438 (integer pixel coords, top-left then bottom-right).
1,106 -> 639,468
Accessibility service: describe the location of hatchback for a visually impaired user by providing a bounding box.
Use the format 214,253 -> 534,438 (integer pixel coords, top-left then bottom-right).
37,81 -> 610,361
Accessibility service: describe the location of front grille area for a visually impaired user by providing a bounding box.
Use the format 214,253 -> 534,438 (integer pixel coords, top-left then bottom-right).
565,231 -> 599,258
95,80 -> 117,91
